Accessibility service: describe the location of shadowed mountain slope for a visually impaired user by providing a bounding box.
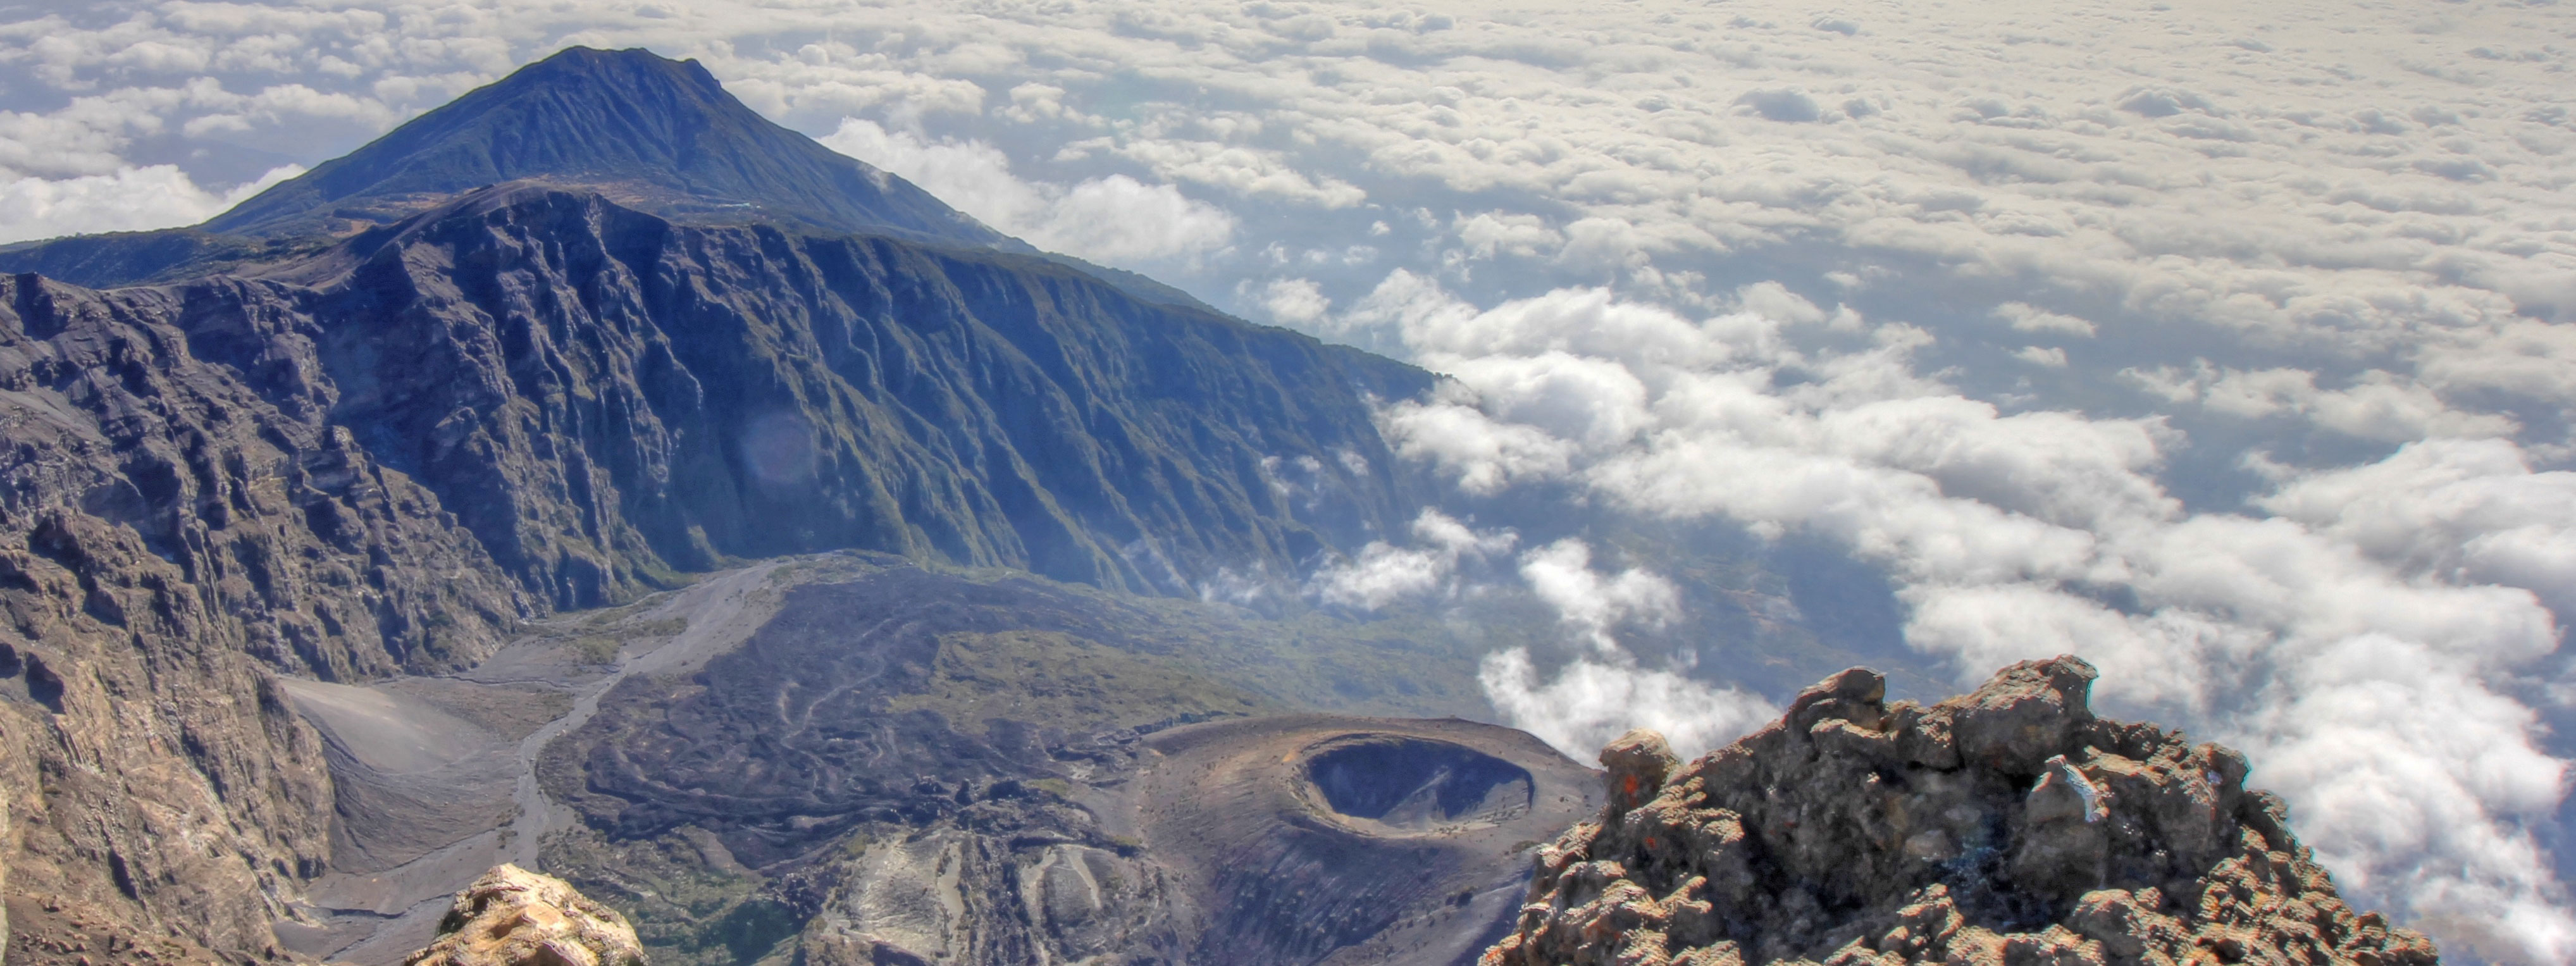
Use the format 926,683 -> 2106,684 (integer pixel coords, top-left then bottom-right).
16,182 -> 1430,613
299,183 -> 1430,602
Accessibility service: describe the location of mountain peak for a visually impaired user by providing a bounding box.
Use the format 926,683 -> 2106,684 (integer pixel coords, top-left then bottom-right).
498,46 -> 730,105
202,46 -> 1005,247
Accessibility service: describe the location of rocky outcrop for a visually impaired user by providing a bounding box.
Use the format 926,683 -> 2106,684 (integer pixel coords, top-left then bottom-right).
1,795 -> 9,963
1480,657 -> 2442,966
405,864 -> 645,966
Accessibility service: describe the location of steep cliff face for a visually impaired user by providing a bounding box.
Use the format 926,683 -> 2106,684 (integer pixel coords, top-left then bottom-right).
1,276 -> 529,674
0,274 -> 525,963
1480,658 -> 2441,966
259,184 -> 1428,603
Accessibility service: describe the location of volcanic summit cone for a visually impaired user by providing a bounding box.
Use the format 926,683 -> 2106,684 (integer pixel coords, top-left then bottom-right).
209,46 -> 1003,246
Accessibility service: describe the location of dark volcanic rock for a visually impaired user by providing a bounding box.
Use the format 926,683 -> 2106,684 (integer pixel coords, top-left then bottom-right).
544,572 -> 1107,861
532,565 -> 1561,966
1480,657 -> 2442,966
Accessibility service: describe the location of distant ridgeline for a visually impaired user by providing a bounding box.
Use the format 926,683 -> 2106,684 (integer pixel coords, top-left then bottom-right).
0,46 -> 1430,965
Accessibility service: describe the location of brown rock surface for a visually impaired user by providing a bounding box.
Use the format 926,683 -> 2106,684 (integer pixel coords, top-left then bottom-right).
1478,656 -> 2442,966
405,864 -> 645,966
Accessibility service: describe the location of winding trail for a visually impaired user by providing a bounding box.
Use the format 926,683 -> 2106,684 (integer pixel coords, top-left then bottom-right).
504,562 -> 784,868
290,562 -> 788,965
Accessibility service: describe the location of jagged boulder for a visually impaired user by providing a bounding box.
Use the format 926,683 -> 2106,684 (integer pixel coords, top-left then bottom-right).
1479,655 -> 2442,966
406,864 -> 645,966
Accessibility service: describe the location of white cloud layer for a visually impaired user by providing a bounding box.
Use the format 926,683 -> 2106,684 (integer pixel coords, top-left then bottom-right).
817,119 -> 1232,265
0,163 -> 298,244
1518,538 -> 1680,654
1366,278 -> 2576,965
1477,536 -> 1778,759
1480,646 -> 1782,766
1304,508 -> 1514,610
5,0 -> 2573,960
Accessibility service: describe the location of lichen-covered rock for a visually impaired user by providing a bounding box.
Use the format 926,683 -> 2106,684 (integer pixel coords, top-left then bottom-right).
1480,656 -> 2441,966
406,864 -> 646,966
1603,728 -> 1684,814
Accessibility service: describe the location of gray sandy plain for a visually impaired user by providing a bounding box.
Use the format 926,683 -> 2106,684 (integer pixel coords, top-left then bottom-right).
274,562 -> 789,963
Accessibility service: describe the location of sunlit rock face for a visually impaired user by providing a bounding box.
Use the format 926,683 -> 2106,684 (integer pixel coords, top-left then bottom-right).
1481,657 -> 2442,966
404,865 -> 645,966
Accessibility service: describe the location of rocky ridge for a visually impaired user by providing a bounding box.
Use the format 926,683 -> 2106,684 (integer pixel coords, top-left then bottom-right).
404,864 -> 645,966
1480,657 -> 2441,966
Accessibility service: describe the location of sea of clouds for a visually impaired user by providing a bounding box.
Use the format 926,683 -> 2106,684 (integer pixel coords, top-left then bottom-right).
3,0 -> 2571,960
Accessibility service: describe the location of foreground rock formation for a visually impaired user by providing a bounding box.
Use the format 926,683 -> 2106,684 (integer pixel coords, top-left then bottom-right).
1481,657 -> 2441,966
404,865 -> 645,966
